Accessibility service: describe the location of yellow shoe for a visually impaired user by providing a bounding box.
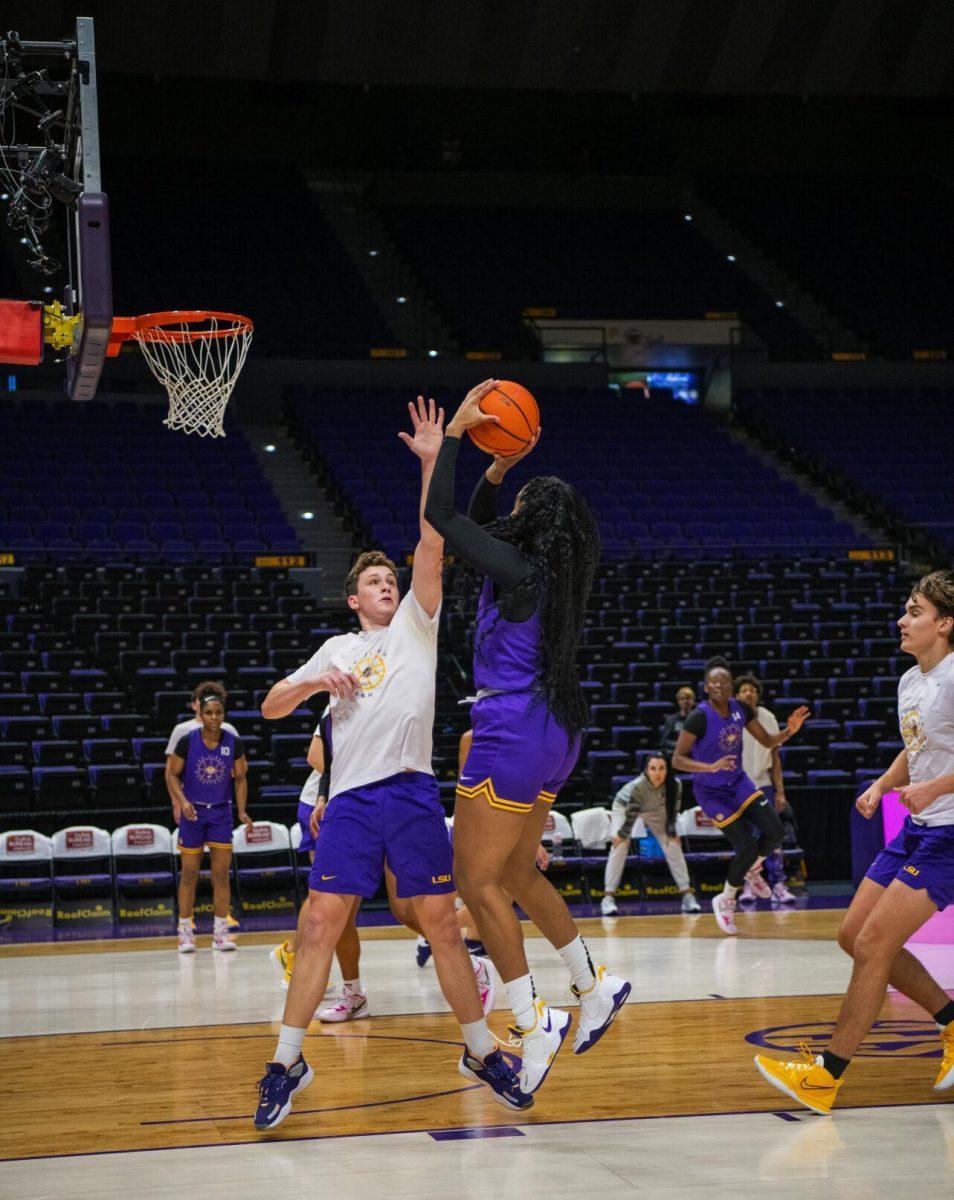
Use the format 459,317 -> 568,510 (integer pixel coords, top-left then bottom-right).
754,1043 -> 843,1115
226,911 -> 241,931
269,940 -> 295,990
935,1020 -> 954,1091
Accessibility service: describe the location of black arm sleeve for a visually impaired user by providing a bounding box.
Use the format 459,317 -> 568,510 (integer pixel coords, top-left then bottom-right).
681,708 -> 707,739
739,701 -> 756,724
467,471 -> 499,526
424,437 -> 533,589
173,735 -> 190,760
317,714 -> 332,798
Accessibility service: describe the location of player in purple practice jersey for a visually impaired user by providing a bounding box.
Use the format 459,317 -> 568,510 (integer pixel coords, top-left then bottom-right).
672,656 -> 809,936
165,692 -> 251,953
754,571 -> 954,1113
424,382 -> 631,1098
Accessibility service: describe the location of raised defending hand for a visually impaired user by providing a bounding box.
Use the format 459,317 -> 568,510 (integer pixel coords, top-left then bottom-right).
785,706 -> 811,737
446,378 -> 500,436
397,395 -> 445,463
855,782 -> 883,819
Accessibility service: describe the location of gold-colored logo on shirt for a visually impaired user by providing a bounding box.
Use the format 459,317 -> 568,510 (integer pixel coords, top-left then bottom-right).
718,725 -> 741,753
900,706 -> 926,755
354,652 -> 387,693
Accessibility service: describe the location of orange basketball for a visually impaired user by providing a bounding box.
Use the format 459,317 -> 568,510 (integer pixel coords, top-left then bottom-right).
468,381 -> 540,456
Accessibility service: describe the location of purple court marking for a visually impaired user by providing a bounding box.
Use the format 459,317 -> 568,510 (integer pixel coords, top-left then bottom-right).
429,1126 -> 524,1141
2,1097 -> 945,1165
772,1112 -> 801,1122
709,993 -> 727,999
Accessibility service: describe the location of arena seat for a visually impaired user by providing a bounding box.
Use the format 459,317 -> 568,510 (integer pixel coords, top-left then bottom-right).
232,822 -> 297,916
51,825 -> 114,910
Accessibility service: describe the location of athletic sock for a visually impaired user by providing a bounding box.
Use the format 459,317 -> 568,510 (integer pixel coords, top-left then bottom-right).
416,935 -> 429,948
934,1000 -> 954,1028
177,917 -> 191,930
505,973 -> 537,1030
821,1050 -> 850,1079
343,978 -> 363,995
213,915 -> 228,935
558,935 -> 597,993
461,1018 -> 497,1061
721,881 -> 740,900
274,1024 -> 307,1068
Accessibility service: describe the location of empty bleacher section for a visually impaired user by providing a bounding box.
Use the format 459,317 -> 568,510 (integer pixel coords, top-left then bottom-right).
703,175 -> 954,354
0,399 -> 299,561
735,386 -> 954,554
376,204 -> 815,354
287,387 -> 862,561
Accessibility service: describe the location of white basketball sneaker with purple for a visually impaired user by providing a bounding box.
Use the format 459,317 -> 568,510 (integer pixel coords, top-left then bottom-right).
177,922 -> 195,954
572,964 -> 632,1053
772,881 -> 797,904
508,998 -> 571,1094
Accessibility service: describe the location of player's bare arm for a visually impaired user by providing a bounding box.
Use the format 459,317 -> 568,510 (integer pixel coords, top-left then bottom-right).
398,394 -> 445,618
164,753 -> 195,821
746,707 -> 810,749
856,748 -> 910,818
262,671 -> 357,720
672,729 -> 736,774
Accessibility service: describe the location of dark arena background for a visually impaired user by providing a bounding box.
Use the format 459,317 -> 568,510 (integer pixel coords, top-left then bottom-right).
1,4 -> 953,1197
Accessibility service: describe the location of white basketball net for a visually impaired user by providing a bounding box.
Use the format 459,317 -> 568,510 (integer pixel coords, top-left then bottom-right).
133,315 -> 253,438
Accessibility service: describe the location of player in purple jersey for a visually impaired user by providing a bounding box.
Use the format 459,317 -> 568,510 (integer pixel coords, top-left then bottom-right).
424,381 -> 631,1097
754,571 -> 954,1114
672,657 -> 809,935
165,692 -> 250,953
252,396 -> 528,1131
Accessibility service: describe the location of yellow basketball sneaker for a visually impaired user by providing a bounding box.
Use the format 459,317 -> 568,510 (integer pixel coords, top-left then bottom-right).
934,1020 -> 954,1091
226,911 -> 241,931
754,1043 -> 843,1115
269,940 -> 295,990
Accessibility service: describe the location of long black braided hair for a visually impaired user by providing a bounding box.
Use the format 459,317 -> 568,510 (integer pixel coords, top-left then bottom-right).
461,475 -> 601,738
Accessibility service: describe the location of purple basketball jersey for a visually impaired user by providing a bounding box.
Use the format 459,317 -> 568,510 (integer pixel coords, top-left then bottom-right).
473,576 -> 542,693
182,728 -> 236,807
690,699 -> 748,787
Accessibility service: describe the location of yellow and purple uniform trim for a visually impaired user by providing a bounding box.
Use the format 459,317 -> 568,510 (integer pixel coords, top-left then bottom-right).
710,790 -> 763,829
457,777 -> 557,813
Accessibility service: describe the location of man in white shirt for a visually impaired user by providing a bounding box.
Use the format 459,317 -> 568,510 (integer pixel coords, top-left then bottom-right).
754,570 -> 954,1113
252,395 -> 529,1131
734,674 -> 796,904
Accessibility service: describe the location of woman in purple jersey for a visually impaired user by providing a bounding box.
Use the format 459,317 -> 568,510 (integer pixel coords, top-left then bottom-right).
166,692 -> 250,953
425,380 -> 631,1098
672,656 -> 808,935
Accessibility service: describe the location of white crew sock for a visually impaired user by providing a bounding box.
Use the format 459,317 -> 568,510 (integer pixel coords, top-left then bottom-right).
722,881 -> 740,900
177,917 -> 191,929
558,935 -> 597,993
461,1018 -> 497,1060
505,973 -> 537,1030
343,978 -> 363,995
213,915 -> 228,935
416,935 -> 429,947
274,1024 -> 307,1068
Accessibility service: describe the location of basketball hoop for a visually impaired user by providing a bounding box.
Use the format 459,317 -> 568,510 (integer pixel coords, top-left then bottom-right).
107,310 -> 253,437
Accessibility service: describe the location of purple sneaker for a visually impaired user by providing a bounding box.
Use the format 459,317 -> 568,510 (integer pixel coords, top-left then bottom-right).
458,1047 -> 534,1111
254,1057 -> 314,1130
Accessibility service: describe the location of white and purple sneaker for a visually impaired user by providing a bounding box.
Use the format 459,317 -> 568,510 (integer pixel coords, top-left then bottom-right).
254,1057 -> 314,1130
459,1047 -> 534,1110
772,881 -> 797,904
317,987 -> 369,1022
177,923 -> 195,954
509,999 -> 571,1095
571,965 -> 632,1054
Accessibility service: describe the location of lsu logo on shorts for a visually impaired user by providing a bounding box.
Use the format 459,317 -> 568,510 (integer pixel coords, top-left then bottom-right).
432,873 -> 452,884
903,864 -> 920,877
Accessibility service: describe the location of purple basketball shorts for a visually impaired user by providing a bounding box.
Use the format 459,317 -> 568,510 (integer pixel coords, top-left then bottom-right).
693,773 -> 763,829
297,800 -> 317,854
178,802 -> 233,852
866,815 -> 954,912
309,771 -> 454,899
456,691 -> 580,814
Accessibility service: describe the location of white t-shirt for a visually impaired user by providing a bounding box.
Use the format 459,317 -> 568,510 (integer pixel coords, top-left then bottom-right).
286,591 -> 440,800
897,652 -> 954,826
742,705 -> 778,788
165,717 -> 240,756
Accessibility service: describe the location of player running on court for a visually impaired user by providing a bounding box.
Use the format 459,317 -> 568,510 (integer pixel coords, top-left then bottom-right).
253,397 -> 529,1131
672,656 -> 809,935
754,571 -> 954,1113
424,380 -> 631,1098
